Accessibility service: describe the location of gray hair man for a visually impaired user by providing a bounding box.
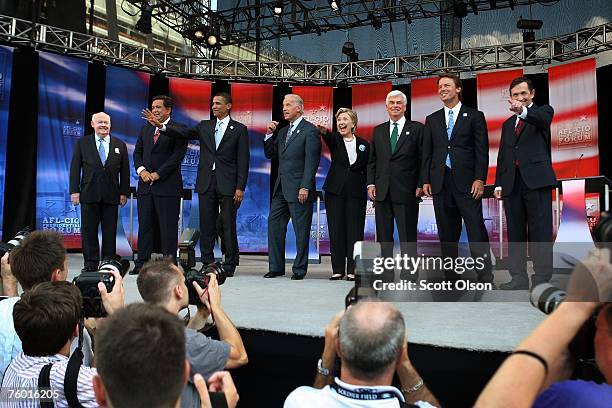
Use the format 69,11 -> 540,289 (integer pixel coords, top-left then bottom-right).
284,301 -> 440,407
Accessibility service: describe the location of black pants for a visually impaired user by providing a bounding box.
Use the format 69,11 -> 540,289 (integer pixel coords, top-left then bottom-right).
135,194 -> 180,268
199,174 -> 239,272
432,167 -> 493,281
325,191 -> 366,275
80,202 -> 118,269
267,185 -> 314,277
374,195 -> 419,260
504,166 -> 553,284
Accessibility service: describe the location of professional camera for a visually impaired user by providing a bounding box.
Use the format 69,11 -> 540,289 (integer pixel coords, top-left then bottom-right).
73,256 -> 129,317
593,211 -> 612,250
0,228 -> 31,258
178,228 -> 227,305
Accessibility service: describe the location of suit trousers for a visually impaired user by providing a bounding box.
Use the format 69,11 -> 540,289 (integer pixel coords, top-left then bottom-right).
268,185 -> 314,277
136,194 -> 180,267
325,191 -> 366,275
375,195 -> 419,261
432,167 -> 493,281
504,166 -> 553,284
198,174 -> 239,272
80,202 -> 118,269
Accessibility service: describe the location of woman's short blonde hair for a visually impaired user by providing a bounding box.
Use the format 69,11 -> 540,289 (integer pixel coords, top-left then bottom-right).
335,108 -> 358,132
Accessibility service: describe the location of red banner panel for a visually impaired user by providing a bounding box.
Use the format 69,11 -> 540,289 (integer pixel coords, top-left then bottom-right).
168,77 -> 211,124
410,77 -> 440,124
477,69 -> 524,184
351,82 -> 392,141
549,58 -> 599,178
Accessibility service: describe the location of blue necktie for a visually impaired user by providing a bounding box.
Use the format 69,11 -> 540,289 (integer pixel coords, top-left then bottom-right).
445,110 -> 454,168
98,138 -> 106,165
215,121 -> 223,150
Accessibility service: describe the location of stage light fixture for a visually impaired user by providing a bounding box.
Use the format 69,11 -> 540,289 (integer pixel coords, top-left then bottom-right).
517,18 -> 543,30
453,2 -> 468,18
194,30 -> 204,40
369,13 -> 383,30
207,34 -> 218,47
135,1 -> 153,34
342,41 -> 359,62
329,1 -> 341,12
273,2 -> 283,16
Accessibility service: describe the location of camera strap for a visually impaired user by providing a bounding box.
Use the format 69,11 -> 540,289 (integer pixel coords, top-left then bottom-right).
330,382 -> 417,407
37,363 -> 54,408
64,317 -> 85,408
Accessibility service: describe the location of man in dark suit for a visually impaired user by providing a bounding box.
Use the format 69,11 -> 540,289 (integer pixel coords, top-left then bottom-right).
70,112 -> 130,271
263,94 -> 321,280
422,74 -> 494,284
142,92 -> 249,276
131,96 -> 187,275
494,77 -> 557,289
367,90 -> 423,279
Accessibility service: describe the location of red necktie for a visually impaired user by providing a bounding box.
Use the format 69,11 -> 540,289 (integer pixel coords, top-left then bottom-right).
153,127 -> 160,144
515,119 -> 524,137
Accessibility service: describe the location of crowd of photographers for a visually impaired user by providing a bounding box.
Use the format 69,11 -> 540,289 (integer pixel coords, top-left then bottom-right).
0,229 -> 610,407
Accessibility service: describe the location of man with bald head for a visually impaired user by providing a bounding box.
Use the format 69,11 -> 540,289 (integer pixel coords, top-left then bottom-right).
264,94 -> 321,280
70,112 -> 130,271
285,301 -> 440,407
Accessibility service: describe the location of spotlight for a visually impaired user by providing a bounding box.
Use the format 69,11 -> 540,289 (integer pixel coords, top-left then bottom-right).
207,34 -> 218,47
453,2 -> 468,18
370,13 -> 382,30
517,18 -> 544,30
135,1 -> 153,34
194,30 -> 205,40
273,1 -> 283,16
329,0 -> 340,12
342,41 -> 358,62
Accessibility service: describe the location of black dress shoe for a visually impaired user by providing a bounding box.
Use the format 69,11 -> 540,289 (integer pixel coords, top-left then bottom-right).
264,271 -> 285,278
129,266 -> 141,276
329,273 -> 344,280
499,278 -> 529,290
291,274 -> 305,280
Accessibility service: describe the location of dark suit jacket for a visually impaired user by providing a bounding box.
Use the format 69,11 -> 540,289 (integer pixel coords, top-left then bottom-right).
422,105 -> 489,194
367,120 -> 424,203
322,132 -> 369,199
164,118 -> 250,196
69,134 -> 130,205
134,119 -> 188,197
495,104 -> 557,195
264,118 -> 321,203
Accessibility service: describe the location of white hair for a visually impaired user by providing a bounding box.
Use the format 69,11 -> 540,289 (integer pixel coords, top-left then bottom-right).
385,90 -> 407,105
284,93 -> 304,111
91,112 -> 110,122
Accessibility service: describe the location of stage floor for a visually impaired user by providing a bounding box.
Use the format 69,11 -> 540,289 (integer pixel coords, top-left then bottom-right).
66,254 -> 554,352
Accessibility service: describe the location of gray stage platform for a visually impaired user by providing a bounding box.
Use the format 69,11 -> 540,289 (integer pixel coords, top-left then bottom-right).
66,254 -> 553,352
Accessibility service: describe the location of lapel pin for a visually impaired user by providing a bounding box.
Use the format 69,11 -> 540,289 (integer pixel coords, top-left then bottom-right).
359,144 -> 365,151
463,113 -> 467,117
297,129 -> 301,134
230,125 -> 234,130
114,147 -> 120,154
406,131 -> 410,135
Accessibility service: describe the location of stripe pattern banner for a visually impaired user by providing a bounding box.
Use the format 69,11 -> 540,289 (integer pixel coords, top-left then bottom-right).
548,58 -> 599,179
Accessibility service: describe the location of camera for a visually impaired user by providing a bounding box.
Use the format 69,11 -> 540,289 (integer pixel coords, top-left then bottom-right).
73,256 -> 129,317
178,228 -> 227,305
0,228 -> 31,258
185,262 -> 227,305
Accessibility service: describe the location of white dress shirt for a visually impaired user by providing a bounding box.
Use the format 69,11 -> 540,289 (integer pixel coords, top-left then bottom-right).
389,116 -> 407,140
443,101 -> 462,127
343,137 -> 357,165
96,134 -> 110,161
212,115 -> 231,170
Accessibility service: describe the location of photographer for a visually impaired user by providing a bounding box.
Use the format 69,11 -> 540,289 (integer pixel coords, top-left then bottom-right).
93,303 -> 239,408
285,301 -> 439,408
136,258 -> 247,407
1,281 -> 104,407
0,231 -> 126,376
475,249 -> 612,407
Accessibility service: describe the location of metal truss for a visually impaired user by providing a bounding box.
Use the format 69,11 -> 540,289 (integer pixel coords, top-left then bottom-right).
0,15 -> 610,84
126,0 -> 559,47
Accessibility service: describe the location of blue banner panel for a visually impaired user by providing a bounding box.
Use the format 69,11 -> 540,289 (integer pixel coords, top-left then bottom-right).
0,46 -> 13,239
104,66 -> 150,254
35,52 -> 87,249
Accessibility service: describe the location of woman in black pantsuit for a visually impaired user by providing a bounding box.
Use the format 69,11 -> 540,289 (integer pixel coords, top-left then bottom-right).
319,108 -> 369,281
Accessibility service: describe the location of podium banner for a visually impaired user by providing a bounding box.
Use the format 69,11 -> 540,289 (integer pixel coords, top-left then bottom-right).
476,69 -> 524,184
230,83 -> 273,253
0,46 -> 13,239
35,52 -> 88,248
549,58 -> 599,178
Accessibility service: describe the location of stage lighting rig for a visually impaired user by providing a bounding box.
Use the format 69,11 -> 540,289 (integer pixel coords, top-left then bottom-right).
342,41 -> 359,62
329,0 -> 341,12
453,2 -> 468,18
135,1 -> 153,34
273,1 -> 283,17
517,16 -> 543,42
